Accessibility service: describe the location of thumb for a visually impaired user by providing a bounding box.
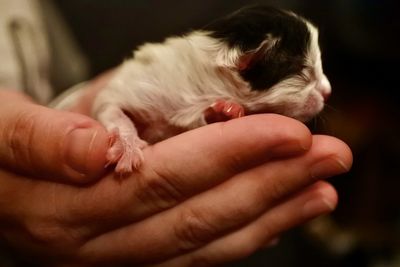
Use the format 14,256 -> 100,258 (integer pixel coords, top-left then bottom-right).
0,90 -> 108,183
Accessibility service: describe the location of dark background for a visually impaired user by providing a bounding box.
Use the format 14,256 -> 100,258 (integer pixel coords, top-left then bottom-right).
54,1 -> 400,266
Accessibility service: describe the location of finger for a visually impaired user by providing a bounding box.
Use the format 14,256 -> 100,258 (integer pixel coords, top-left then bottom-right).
64,114 -> 312,226
149,181 -> 337,267
136,114 -> 312,214
0,90 -> 109,183
77,135 -> 351,264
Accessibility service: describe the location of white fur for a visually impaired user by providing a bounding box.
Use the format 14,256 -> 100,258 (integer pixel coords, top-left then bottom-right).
87,21 -> 330,172
93,31 -> 250,140
93,24 -> 329,140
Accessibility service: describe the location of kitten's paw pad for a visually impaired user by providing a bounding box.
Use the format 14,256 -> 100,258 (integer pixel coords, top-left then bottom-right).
204,100 -> 245,123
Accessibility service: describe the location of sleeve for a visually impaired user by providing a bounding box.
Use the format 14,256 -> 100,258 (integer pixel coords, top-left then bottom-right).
0,0 -> 89,104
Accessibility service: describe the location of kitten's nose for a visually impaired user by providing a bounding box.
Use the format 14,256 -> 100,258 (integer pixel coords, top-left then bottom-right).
321,90 -> 331,102
318,75 -> 331,102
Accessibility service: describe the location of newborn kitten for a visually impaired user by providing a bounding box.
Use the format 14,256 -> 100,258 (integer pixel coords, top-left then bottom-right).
59,5 -> 331,174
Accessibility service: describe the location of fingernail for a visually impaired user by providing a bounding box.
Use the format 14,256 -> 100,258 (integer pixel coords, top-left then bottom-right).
272,140 -> 309,157
262,237 -> 280,248
310,157 -> 349,180
64,128 -> 98,175
303,197 -> 335,219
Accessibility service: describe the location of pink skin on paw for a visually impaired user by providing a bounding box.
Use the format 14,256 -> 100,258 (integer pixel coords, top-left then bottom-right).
204,100 -> 245,124
106,129 -> 148,175
106,129 -> 123,166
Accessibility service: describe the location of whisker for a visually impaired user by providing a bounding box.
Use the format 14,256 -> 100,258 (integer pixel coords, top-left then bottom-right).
312,112 -> 330,134
313,115 -> 318,129
324,103 -> 340,113
319,114 -> 328,129
306,116 -> 319,132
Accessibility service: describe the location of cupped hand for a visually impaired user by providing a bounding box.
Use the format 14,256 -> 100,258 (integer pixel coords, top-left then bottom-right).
0,109 -> 352,266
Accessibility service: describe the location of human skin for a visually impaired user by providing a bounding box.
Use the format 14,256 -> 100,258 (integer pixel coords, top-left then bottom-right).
0,83 -> 352,266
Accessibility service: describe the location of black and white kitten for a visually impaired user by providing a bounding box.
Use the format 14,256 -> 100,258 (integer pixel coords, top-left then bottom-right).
56,5 -> 331,174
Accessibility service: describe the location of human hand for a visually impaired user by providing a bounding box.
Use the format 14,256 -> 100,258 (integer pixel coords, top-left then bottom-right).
0,89 -> 109,183
0,108 -> 352,266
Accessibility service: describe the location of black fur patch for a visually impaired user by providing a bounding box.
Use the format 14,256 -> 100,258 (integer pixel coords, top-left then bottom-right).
204,5 -> 311,91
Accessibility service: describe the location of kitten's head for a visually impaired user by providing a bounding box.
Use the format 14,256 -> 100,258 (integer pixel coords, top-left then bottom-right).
205,5 -> 331,122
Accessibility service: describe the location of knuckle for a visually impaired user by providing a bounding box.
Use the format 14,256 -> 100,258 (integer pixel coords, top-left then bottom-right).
25,188 -> 85,246
26,221 -> 67,245
4,110 -> 37,166
25,218 -> 84,249
23,221 -> 81,261
227,153 -> 247,174
135,167 -> 186,210
174,207 -> 218,252
229,202 -> 256,222
267,177 -> 290,202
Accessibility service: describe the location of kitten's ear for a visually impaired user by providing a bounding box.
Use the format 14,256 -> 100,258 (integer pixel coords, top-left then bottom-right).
215,35 -> 279,70
236,36 -> 280,71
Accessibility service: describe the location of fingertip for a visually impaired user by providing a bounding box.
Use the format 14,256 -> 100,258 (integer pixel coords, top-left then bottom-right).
33,107 -> 109,184
312,135 -> 353,172
333,138 -> 353,171
63,124 -> 109,183
258,114 -> 312,146
309,181 -> 338,211
83,126 -> 109,181
302,181 -> 338,219
231,114 -> 313,155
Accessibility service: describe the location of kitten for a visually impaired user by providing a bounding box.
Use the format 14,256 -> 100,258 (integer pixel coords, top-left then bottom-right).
56,5 -> 331,174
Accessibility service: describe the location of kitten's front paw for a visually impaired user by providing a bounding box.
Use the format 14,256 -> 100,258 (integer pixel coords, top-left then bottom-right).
204,100 -> 245,124
106,129 -> 148,175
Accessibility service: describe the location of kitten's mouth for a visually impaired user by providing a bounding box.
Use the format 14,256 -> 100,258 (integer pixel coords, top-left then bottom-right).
321,90 -> 331,102
298,91 -> 326,122
297,76 -> 331,122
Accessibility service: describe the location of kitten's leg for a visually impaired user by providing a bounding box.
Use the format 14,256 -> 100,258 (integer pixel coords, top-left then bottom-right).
96,104 -> 147,174
204,100 -> 245,124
